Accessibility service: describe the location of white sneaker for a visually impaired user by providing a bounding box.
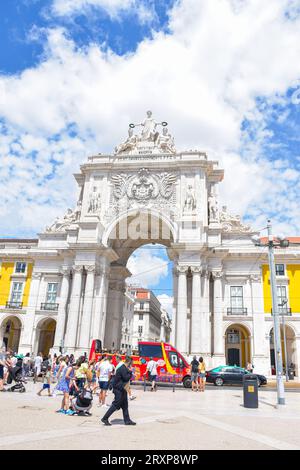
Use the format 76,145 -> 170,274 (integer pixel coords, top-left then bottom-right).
129,396 -> 137,401
102,404 -> 109,408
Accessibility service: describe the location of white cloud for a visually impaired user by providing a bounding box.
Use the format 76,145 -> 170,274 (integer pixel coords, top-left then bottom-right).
51,0 -> 157,24
1,0 -> 300,235
126,249 -> 169,288
157,294 -> 174,318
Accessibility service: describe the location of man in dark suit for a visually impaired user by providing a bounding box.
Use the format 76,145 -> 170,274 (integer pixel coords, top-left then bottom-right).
101,355 -> 136,426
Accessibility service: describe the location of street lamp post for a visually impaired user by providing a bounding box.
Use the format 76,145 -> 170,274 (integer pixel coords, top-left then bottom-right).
280,299 -> 289,382
267,220 -> 286,405
254,220 -> 288,405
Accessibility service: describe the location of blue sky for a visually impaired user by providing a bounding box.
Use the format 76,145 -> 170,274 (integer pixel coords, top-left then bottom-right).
0,0 -> 174,74
1,0 -> 300,311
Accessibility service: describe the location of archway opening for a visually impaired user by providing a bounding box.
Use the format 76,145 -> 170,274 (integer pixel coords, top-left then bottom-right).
0,316 -> 22,352
37,318 -> 56,357
269,325 -> 297,376
225,324 -> 251,368
105,211 -> 175,352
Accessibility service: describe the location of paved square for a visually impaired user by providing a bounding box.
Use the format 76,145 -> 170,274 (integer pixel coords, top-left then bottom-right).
1,382 -> 300,450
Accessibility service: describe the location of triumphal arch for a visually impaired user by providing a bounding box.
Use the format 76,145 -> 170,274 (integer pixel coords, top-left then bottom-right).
25,110 -> 262,367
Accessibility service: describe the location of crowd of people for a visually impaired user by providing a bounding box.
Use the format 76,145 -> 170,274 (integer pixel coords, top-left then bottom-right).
0,347 -> 138,425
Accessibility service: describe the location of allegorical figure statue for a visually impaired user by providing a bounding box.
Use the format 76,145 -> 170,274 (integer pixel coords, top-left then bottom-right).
184,185 -> 196,212
208,193 -> 219,222
88,187 -> 101,213
115,128 -> 138,154
132,110 -> 164,142
156,127 -> 176,154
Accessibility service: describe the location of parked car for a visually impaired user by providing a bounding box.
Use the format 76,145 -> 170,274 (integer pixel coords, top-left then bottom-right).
205,365 -> 267,387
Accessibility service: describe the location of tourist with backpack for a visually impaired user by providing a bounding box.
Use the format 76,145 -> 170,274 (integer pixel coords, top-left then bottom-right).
191,356 -> 199,391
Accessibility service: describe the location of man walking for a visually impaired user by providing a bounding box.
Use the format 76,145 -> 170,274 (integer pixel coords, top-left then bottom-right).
98,356 -> 114,407
146,357 -> 158,391
101,356 -> 136,426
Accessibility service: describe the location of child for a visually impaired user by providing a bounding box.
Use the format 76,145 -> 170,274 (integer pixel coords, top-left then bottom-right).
37,366 -> 52,397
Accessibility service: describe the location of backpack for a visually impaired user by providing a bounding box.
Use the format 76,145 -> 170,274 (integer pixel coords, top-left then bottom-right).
191,361 -> 199,373
41,359 -> 49,373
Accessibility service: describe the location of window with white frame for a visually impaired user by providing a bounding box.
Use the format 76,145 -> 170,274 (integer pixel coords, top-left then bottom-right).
277,285 -> 288,313
15,262 -> 26,274
275,264 -> 285,276
46,283 -> 58,304
10,282 -> 24,303
230,286 -> 244,312
138,325 -> 143,335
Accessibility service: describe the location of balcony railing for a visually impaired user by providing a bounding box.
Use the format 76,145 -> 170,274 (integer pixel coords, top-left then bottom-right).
227,307 -> 247,315
6,301 -> 23,309
40,302 -> 59,311
271,307 -> 292,316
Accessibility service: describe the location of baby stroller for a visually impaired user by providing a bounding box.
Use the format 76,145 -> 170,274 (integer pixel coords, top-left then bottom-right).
7,357 -> 26,393
71,387 -> 93,416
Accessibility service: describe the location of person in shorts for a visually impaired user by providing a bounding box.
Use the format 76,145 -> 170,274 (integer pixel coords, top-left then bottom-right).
98,356 -> 114,407
37,366 -> 52,397
190,356 -> 199,391
198,357 -> 206,392
146,357 -> 158,391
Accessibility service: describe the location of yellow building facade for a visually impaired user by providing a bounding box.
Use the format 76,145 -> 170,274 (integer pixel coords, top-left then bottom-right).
262,264 -> 300,314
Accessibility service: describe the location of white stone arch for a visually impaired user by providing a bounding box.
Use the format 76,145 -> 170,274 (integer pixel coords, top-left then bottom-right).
268,321 -> 298,374
0,314 -> 24,352
102,207 -> 178,248
34,316 -> 57,357
224,321 -> 252,368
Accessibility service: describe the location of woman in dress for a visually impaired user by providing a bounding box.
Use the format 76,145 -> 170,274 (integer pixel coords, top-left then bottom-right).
55,363 -> 75,415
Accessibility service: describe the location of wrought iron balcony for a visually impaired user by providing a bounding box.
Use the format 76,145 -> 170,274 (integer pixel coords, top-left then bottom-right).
271,307 -> 292,316
227,307 -> 247,315
6,301 -> 23,309
40,302 -> 59,311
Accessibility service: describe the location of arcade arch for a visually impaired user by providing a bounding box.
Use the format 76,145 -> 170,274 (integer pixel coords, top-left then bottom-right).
269,324 -> 297,376
225,323 -> 251,368
35,318 -> 56,357
0,316 -> 22,352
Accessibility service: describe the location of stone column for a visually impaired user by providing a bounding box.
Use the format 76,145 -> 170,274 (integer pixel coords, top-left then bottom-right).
201,269 -> 211,356
191,266 -> 202,354
212,271 -> 225,363
91,267 -> 105,342
176,265 -> 188,354
100,276 -> 109,344
53,268 -> 70,353
18,272 -> 42,355
64,265 -> 83,353
250,274 -> 269,374
78,265 -> 96,352
170,267 -> 178,345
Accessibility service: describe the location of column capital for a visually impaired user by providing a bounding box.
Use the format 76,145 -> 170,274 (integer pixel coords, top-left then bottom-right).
32,272 -> 42,280
249,274 -> 261,283
72,265 -> 84,274
211,270 -> 223,279
60,267 -> 71,276
177,265 -> 189,274
190,266 -> 202,274
85,264 -> 96,273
